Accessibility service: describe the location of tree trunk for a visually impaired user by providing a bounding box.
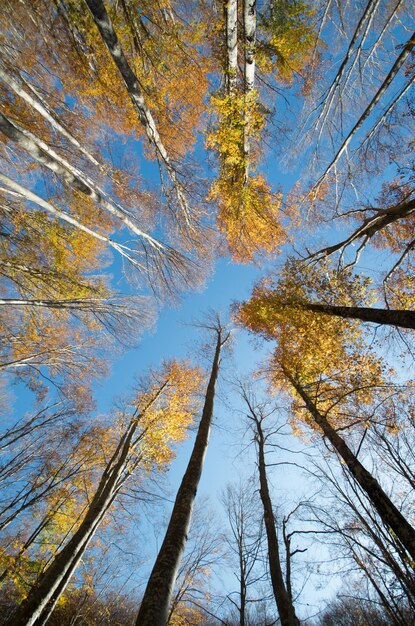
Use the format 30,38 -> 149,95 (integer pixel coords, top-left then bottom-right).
243,0 -> 256,93
0,173 -> 172,281
7,419 -> 140,626
0,64 -> 101,168
224,0 -> 238,94
84,0 -> 191,225
284,368 -> 415,562
243,0 -> 256,181
315,0 -> 380,137
135,326 -> 227,626
309,196 -> 415,260
311,30 -> 415,195
301,303 -> 415,330
254,418 -> 300,626
0,113 -> 165,251
240,550 -> 246,626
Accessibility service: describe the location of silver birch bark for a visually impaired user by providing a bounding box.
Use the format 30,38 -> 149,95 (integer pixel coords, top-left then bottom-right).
224,0 -> 238,94
243,0 -> 256,93
83,0 -> 193,227
243,0 -> 256,181
0,65 -> 101,169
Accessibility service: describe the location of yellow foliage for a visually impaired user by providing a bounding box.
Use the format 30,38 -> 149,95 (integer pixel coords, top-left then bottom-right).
236,260 -> 390,430
207,92 -> 264,170
258,0 -> 318,85
210,174 -> 284,262
169,604 -> 206,626
383,269 -> 415,309
131,360 -> 205,471
207,92 -> 286,261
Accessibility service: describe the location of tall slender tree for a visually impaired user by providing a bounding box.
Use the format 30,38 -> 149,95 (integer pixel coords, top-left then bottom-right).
135,317 -> 230,626
282,369 -> 415,563
241,389 -> 301,626
7,361 -> 203,626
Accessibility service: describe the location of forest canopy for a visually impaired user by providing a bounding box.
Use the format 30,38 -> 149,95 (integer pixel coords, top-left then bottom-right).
0,1 -> 414,625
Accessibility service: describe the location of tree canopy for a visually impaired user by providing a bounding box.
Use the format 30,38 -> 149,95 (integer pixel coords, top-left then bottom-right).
1,1 -> 415,624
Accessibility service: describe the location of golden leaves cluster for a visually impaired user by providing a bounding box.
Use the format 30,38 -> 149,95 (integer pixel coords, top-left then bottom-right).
236,260 -> 390,430
133,360 -> 205,470
207,91 -> 284,262
258,0 -> 318,88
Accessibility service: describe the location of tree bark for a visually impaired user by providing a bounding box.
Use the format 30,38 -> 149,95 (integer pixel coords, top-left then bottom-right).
314,0 -> 380,138
135,326 -> 228,626
0,113 -> 165,251
309,196 -> 415,260
240,547 -> 246,626
311,30 -> 415,196
224,0 -> 238,94
243,0 -> 256,181
7,420 -> 138,626
299,302 -> 415,330
284,368 -> 415,563
0,173 -> 176,281
0,64 -> 101,168
83,0 -> 192,225
254,416 -> 301,626
243,0 -> 256,93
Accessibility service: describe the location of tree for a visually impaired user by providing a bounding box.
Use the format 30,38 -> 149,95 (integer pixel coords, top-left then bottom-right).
7,360 -> 203,626
167,500 -> 223,626
240,387 -> 301,626
0,0 -> 215,408
297,434 -> 415,624
238,258 -> 415,332
83,0 -> 206,233
236,263 -> 415,561
315,596 -> 398,626
280,369 -> 415,562
0,114 -> 181,282
221,479 -> 264,626
206,0 -> 318,261
2,1 -> 415,621
135,317 -> 230,626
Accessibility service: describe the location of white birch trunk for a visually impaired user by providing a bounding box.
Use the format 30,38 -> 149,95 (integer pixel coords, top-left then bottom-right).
243,0 -> 256,180
84,0 -> 193,227
0,113 -> 165,251
243,0 -> 256,93
0,64 -> 101,169
224,0 -> 238,94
